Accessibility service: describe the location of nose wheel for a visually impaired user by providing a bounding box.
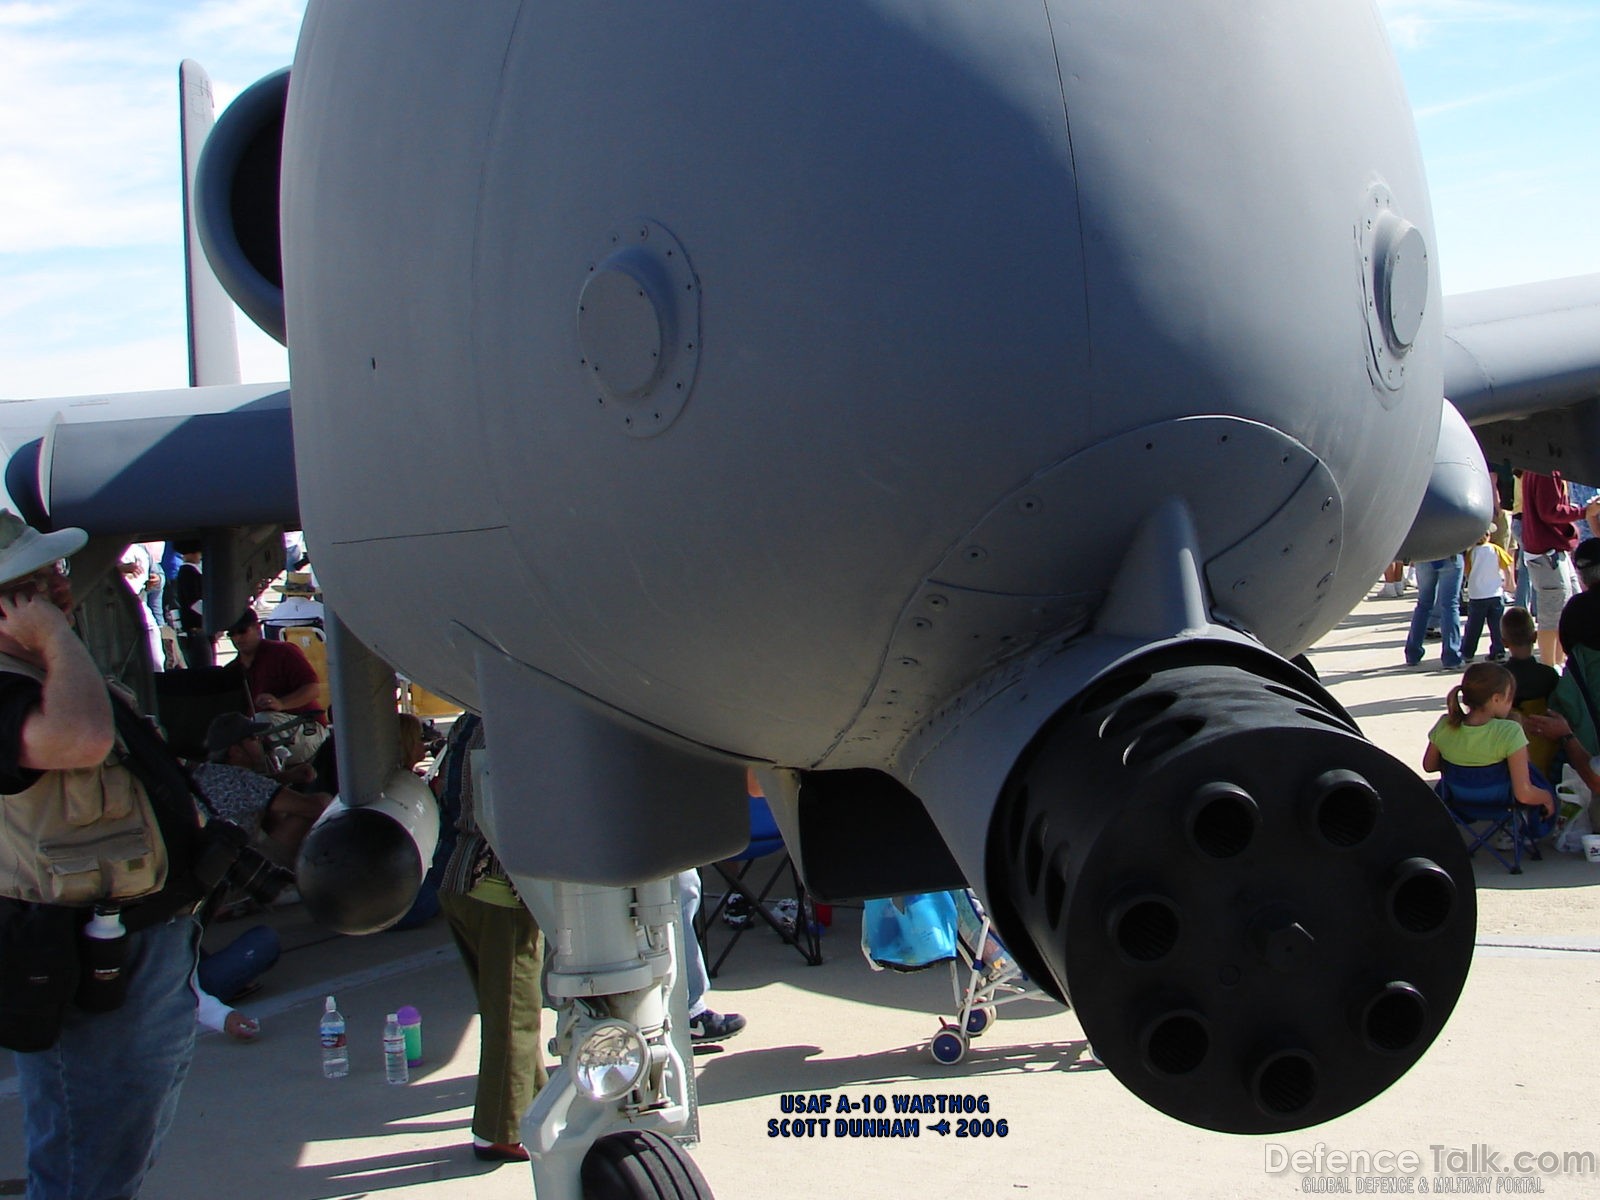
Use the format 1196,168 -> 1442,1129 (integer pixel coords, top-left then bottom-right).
580,1130 -> 712,1200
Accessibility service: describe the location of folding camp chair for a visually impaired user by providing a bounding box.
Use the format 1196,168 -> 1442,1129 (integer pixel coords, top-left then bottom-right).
696,796 -> 823,976
1434,760 -> 1550,875
276,624 -> 332,715
153,663 -> 252,761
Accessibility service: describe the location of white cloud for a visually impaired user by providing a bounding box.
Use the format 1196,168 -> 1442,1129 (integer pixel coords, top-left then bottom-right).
1379,0 -> 1596,50
0,3 -> 302,254
0,1 -> 301,395
1411,70 -> 1574,121
177,0 -> 303,54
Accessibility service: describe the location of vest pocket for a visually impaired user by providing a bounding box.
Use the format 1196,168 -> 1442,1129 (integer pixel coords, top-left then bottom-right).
39,825 -> 162,906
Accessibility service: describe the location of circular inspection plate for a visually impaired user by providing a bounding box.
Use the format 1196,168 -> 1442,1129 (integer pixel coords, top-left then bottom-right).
577,219 -> 701,437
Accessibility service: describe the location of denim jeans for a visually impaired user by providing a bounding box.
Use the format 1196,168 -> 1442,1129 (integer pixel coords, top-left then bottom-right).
676,869 -> 710,1015
1511,517 -> 1533,611
1461,595 -> 1506,660
197,924 -> 280,1004
144,583 -> 165,630
16,914 -> 200,1200
1405,555 -> 1464,667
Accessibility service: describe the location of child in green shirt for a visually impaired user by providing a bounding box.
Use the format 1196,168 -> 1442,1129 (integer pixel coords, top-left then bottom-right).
1424,662 -> 1556,816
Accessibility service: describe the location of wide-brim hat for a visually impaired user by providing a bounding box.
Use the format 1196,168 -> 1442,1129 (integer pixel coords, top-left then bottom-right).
0,510 -> 87,586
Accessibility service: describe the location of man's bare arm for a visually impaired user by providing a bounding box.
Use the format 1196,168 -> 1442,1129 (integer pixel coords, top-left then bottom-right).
255,680 -> 322,712
3,592 -> 114,770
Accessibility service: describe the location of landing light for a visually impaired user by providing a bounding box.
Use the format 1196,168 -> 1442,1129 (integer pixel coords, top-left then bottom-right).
572,1020 -> 649,1101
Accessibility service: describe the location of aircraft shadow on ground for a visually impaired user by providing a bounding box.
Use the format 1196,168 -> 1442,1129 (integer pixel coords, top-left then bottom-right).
1340,694 -> 1454,721
703,921 -> 1072,1018
1313,636 -> 1415,659
695,1038 -> 1102,1106
289,1116 -> 517,1198
156,1005 -> 515,1200
1470,854 -> 1600,891
1322,605 -> 1410,632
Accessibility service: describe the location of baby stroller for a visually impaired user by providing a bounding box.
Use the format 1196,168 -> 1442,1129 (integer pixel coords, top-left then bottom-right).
861,889 -> 1055,1064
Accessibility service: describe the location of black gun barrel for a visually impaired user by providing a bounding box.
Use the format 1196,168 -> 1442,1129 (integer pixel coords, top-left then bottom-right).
985,649 -> 1473,1133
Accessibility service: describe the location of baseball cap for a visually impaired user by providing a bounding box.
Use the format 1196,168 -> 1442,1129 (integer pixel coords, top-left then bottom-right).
1574,538 -> 1600,575
205,712 -> 273,761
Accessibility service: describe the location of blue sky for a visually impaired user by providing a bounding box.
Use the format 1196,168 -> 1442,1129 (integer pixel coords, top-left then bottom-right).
1,0 -> 1596,400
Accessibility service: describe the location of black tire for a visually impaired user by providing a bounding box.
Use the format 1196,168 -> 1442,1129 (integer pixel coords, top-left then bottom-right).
580,1130 -> 713,1200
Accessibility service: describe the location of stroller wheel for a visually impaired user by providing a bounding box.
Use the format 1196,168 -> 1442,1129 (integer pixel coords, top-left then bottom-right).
965,1007 -> 994,1037
930,1025 -> 967,1065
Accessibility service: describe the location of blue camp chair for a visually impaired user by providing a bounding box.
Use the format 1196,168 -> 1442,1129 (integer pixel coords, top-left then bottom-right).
696,796 -> 823,977
1434,761 -> 1554,875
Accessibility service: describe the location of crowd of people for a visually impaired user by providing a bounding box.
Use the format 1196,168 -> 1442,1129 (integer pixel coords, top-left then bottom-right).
1405,469 -> 1600,852
115,540 -> 209,671
1,511 -> 753,1194
1399,471 -> 1600,672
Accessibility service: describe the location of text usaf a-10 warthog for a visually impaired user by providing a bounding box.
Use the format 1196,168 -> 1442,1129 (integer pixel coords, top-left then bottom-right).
11,3 -> 1600,1197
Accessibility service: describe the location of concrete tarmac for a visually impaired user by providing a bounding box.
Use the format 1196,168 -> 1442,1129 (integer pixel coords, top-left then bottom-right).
3,583 -> 1598,1198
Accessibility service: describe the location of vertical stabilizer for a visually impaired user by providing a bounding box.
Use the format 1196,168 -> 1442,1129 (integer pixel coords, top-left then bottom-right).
179,60 -> 241,388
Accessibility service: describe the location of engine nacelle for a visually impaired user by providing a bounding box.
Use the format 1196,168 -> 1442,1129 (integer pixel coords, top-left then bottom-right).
1395,402 -> 1496,562
296,770 -> 440,934
195,68 -> 288,345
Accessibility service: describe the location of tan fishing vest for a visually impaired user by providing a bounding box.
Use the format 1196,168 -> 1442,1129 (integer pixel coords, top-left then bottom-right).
0,654 -> 167,906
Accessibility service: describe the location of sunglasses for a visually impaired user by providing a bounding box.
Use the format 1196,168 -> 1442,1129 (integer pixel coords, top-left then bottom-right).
0,561 -> 71,600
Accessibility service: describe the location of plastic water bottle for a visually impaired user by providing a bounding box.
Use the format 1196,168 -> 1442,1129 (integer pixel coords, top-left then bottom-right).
383,1012 -> 408,1084
1560,764 -> 1591,806
77,906 -> 129,1013
320,995 -> 349,1078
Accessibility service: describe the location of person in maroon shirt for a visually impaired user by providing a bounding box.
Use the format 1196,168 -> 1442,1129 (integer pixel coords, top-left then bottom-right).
225,608 -> 324,719
225,608 -> 331,770
1519,471 -> 1600,667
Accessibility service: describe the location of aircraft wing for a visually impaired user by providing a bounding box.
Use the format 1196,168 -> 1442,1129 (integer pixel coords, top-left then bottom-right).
0,382 -> 296,537
1443,273 -> 1600,478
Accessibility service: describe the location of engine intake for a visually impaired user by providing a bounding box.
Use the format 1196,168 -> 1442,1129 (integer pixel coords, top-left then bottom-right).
195,68 -> 288,344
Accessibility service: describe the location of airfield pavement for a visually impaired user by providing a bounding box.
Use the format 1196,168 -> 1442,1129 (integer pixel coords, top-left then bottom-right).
2,580 -> 1599,1199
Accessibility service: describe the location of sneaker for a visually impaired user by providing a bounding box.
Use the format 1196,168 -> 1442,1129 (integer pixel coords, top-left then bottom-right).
722,894 -> 752,930
1492,831 -> 1517,852
772,898 -> 800,934
689,1009 -> 747,1043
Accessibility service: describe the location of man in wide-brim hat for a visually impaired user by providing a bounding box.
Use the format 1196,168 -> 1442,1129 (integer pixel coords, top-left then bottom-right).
0,509 -> 204,1199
